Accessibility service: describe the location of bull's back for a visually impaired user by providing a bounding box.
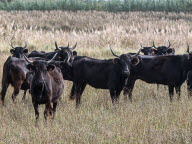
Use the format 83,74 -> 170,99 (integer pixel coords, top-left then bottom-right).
28,50 -> 45,58
135,56 -> 185,85
73,58 -> 121,89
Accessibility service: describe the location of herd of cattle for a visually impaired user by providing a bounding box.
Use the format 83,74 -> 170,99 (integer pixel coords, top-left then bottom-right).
1,41 -> 192,121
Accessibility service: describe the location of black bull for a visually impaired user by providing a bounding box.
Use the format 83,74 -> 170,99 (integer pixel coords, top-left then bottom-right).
1,42 -> 29,104
124,53 -> 192,101
24,54 -> 64,121
63,48 -> 141,107
28,41 -> 77,62
140,41 -> 175,56
1,56 -> 29,104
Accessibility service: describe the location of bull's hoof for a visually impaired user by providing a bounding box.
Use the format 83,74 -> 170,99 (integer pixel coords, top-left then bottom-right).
11,95 -> 16,103
21,98 -> 26,103
69,95 -> 76,100
0,100 -> 5,106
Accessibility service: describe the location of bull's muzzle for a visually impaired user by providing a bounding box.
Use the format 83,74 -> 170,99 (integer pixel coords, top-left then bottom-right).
35,81 -> 45,89
122,71 -> 130,77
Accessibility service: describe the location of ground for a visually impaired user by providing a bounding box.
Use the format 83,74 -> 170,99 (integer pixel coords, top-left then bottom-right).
0,11 -> 192,144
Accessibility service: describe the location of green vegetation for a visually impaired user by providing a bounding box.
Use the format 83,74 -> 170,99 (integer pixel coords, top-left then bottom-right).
0,0 -> 192,12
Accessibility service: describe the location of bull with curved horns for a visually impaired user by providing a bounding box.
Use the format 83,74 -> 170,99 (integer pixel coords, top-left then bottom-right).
23,53 -> 64,122
10,41 -> 28,58
140,42 -> 156,55
67,47 -> 141,107
0,41 -> 29,105
152,40 -> 175,55
54,41 -> 77,62
28,41 -> 77,62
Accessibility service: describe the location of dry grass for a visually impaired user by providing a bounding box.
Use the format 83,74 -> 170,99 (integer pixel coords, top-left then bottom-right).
1,11 -> 192,144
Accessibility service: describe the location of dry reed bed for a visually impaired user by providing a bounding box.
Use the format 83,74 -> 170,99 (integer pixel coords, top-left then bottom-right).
0,11 -> 192,55
0,11 -> 192,143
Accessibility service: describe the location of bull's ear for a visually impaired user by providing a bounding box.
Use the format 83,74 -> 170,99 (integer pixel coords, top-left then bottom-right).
131,57 -> 140,66
112,58 -> 120,64
23,49 -> 28,53
26,64 -> 35,71
10,49 -> 14,54
167,48 -> 174,54
47,64 -> 55,71
73,51 -> 77,56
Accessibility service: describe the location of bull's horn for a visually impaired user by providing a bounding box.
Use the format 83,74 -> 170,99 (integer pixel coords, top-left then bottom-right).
23,54 -> 33,64
152,41 -> 157,48
23,41 -> 27,49
187,43 -> 190,53
168,40 -> 171,48
70,42 -> 77,50
132,49 -> 141,57
47,53 -> 58,64
110,47 -> 119,57
55,41 -> 60,50
64,50 -> 71,63
10,42 -> 15,49
140,44 -> 143,48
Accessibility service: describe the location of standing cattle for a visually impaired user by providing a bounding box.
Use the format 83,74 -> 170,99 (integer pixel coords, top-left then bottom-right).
67,48 -> 140,107
28,41 -> 77,62
9,42 -> 28,58
152,41 -> 175,55
124,46 -> 192,102
140,41 -> 175,56
24,53 -> 64,122
1,43 -> 29,104
140,42 -> 156,55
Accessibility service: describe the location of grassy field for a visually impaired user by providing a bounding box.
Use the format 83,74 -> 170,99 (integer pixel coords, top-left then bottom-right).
1,11 -> 192,143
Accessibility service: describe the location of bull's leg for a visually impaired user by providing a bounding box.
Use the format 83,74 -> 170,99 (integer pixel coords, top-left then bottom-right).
115,90 -> 121,104
109,89 -> 116,105
33,101 -> 39,124
70,83 -> 86,101
168,85 -> 174,102
69,83 -> 76,100
187,81 -> 192,98
80,83 -> 86,95
175,86 -> 181,100
75,82 -> 84,108
1,82 -> 9,105
52,102 -> 58,119
44,103 -> 51,121
12,81 -> 22,103
75,85 -> 81,108
187,86 -> 192,98
123,81 -> 135,102
22,90 -> 27,102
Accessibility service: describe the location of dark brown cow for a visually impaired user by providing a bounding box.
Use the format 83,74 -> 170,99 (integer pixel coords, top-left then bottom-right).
1,43 -> 29,105
24,54 -> 64,122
